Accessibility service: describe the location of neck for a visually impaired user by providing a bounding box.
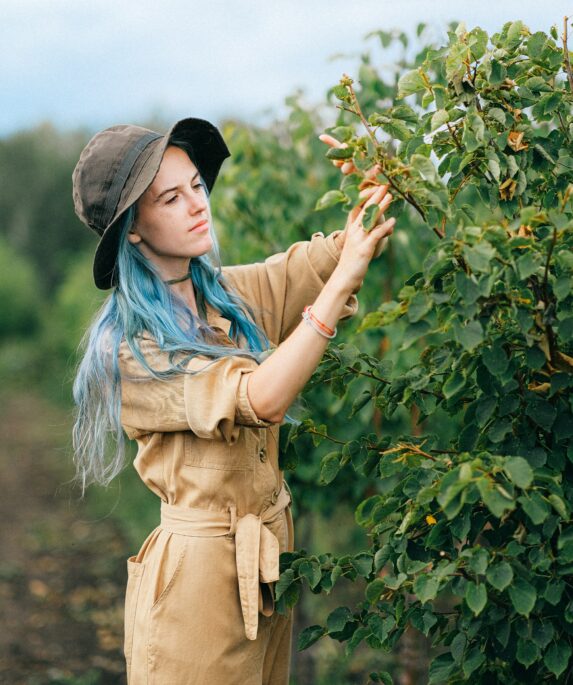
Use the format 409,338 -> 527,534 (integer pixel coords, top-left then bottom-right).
166,276 -> 199,317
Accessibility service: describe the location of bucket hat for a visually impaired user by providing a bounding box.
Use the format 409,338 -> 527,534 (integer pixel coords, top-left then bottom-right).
72,117 -> 231,289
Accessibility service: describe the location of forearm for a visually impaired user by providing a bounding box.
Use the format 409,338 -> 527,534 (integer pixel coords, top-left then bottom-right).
246,267 -> 353,423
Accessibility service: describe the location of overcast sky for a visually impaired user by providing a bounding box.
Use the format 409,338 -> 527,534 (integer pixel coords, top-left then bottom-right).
2,0 -> 572,136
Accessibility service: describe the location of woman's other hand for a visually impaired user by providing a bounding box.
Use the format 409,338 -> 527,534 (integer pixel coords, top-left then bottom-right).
318,133 -> 382,182
319,133 -> 393,265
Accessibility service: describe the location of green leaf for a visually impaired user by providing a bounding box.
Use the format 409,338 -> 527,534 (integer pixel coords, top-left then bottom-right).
298,560 -> 322,589
465,581 -> 487,616
407,291 -> 432,322
468,548 -> 489,575
326,606 -> 353,633
544,641 -> 571,678
352,553 -> 373,578
548,493 -> 568,519
314,189 -> 348,211
383,572 -> 407,590
326,146 -> 353,160
463,241 -> 496,273
508,577 -> 537,617
275,569 -> 295,600
319,452 -> 342,485
544,581 -> 565,606
362,203 -> 380,232
475,397 -> 497,426
477,477 -> 514,518
297,625 -> 326,651
519,492 -> 550,525
455,272 -> 481,304
451,632 -> 467,664
482,340 -> 509,377
428,654 -> 455,684
516,252 -> 543,279
525,397 -> 557,431
504,456 -> 534,489
397,69 -> 426,98
532,621 -> 554,649
443,370 -> 465,399
453,319 -> 484,351
366,578 -> 386,604
411,154 -> 440,185
516,638 -> 540,668
463,646 -> 486,679
486,562 -> 513,591
413,574 -> 440,603
431,109 -> 449,131
400,320 -> 432,350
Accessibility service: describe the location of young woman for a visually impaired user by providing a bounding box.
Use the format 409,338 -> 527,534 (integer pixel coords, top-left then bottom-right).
71,117 -> 395,685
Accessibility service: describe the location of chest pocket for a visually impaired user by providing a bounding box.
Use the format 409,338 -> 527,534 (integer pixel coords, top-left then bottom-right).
183,428 -> 256,470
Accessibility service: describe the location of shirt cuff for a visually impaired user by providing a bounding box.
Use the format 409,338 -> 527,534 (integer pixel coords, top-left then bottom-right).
236,371 -> 275,428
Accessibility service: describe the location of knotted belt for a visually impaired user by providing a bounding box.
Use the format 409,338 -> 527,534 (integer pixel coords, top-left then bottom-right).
159,483 -> 291,641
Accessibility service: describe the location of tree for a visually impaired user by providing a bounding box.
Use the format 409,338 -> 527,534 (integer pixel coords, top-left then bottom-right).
276,18 -> 573,684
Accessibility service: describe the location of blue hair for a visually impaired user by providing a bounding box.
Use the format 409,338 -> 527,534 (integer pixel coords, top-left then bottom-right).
72,157 -> 274,495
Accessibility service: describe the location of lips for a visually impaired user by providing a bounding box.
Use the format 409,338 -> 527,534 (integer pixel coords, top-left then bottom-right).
190,220 -> 209,232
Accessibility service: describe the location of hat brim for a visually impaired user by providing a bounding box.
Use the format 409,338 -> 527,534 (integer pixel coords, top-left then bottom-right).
93,117 -> 230,290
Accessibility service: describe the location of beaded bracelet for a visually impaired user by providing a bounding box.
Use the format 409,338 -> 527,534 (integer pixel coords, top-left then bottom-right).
302,305 -> 337,339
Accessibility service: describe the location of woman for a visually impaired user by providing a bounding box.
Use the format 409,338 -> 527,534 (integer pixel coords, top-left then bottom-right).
71,117 -> 395,684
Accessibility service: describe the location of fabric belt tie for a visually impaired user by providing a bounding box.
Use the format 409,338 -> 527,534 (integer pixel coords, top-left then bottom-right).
159,483 -> 291,641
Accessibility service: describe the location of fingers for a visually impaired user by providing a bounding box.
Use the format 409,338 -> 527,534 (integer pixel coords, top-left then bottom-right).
319,134 -> 343,148
359,183 -> 388,201
357,185 -> 392,225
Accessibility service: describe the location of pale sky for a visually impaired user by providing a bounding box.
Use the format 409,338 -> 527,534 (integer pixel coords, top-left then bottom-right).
2,0 -> 572,135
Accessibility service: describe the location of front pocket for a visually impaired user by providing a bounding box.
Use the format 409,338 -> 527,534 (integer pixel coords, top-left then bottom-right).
124,556 -> 145,666
184,428 -> 255,470
151,539 -> 187,609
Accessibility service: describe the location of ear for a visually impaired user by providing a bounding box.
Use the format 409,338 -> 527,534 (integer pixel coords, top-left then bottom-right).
127,227 -> 142,245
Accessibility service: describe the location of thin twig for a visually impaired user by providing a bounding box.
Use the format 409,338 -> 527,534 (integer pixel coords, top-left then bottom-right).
563,16 -> 573,93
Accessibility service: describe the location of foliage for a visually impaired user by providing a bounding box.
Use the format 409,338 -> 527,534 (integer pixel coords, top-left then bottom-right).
0,236 -> 41,338
276,18 -> 573,684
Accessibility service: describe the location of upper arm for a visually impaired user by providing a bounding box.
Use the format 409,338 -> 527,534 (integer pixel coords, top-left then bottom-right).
119,339 -> 275,443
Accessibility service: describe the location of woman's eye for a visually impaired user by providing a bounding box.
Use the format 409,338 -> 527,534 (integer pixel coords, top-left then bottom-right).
192,183 -> 205,192
166,195 -> 178,204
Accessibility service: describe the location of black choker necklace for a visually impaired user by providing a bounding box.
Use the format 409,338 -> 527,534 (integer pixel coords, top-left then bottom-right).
164,272 -> 192,285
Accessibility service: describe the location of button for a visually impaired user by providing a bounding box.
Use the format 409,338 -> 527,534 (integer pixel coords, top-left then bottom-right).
259,447 -> 267,463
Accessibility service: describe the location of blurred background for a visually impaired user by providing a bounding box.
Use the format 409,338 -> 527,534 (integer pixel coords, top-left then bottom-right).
1,1 -> 570,683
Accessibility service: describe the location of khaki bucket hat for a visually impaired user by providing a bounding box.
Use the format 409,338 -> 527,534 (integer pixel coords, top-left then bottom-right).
72,117 -> 231,289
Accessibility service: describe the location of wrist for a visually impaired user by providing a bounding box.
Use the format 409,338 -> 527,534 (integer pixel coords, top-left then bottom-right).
328,267 -> 355,298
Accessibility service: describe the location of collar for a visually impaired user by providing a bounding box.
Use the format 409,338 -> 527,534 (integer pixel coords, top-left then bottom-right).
204,300 -> 232,339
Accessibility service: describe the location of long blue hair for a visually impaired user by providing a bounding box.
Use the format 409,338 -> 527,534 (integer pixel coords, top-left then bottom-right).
72,141 -> 273,495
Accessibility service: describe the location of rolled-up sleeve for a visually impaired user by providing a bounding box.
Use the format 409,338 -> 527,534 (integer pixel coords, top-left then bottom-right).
222,230 -> 359,345
119,338 -> 273,442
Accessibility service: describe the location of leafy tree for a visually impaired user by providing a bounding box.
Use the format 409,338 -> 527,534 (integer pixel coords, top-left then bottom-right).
276,18 -> 573,685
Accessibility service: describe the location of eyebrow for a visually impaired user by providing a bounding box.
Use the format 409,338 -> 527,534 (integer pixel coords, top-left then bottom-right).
153,171 -> 200,203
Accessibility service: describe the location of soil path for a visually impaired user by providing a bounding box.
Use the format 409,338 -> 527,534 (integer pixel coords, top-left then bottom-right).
0,392 -> 128,685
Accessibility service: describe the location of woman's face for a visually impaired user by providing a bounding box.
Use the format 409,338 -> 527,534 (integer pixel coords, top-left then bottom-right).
128,145 -> 212,278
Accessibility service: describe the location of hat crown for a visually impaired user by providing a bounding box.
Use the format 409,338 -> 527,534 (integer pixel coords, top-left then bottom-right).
72,124 -> 161,235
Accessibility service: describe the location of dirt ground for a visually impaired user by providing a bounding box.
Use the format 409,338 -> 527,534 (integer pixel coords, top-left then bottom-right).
0,392 -> 128,685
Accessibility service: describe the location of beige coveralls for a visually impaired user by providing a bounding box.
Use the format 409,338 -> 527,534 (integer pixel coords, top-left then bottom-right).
119,230 -> 358,685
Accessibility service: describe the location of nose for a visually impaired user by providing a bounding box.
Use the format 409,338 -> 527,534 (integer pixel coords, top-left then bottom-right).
187,188 -> 207,215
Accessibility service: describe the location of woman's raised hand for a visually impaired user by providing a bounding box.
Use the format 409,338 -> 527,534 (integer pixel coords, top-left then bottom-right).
333,184 -> 395,294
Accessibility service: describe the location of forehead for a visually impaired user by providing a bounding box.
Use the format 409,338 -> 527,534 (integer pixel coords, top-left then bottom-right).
150,145 -> 198,191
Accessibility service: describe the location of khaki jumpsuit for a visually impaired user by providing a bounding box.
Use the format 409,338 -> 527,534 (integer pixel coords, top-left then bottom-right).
119,230 -> 358,685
